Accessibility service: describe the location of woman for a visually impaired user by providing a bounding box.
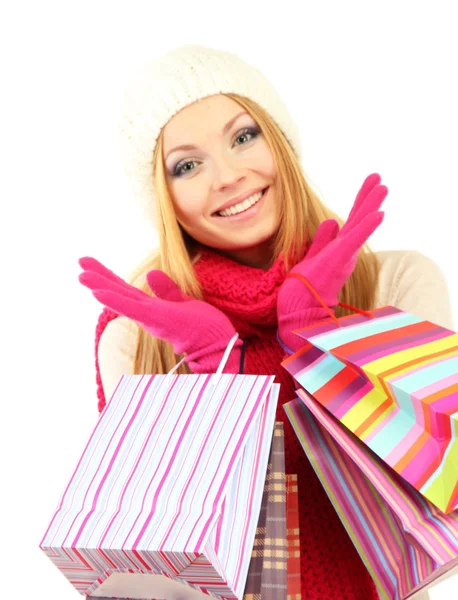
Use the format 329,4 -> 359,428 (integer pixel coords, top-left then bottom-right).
79,44 -> 453,599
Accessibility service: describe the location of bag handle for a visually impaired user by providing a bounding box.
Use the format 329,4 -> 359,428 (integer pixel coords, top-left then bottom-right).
286,272 -> 374,328
167,355 -> 187,376
215,333 -> 241,376
166,333 -> 240,376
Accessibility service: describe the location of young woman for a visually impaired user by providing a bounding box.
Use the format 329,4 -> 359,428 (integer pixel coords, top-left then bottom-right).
78,44 -> 454,600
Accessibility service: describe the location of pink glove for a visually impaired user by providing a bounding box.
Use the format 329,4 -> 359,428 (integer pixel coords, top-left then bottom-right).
78,257 -> 243,374
277,173 -> 388,354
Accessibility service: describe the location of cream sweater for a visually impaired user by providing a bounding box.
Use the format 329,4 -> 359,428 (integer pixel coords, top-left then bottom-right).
97,250 -> 455,403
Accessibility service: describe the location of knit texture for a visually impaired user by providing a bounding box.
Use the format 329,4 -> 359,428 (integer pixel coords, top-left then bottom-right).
93,247 -> 379,599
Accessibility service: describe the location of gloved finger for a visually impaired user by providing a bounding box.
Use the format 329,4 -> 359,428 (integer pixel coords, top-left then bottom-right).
146,270 -> 189,302
340,183 -> 388,237
306,219 -> 340,260
338,211 -> 385,265
347,173 -> 381,220
353,172 -> 381,206
340,173 -> 381,236
79,257 -> 131,289
91,289 -> 168,335
79,271 -> 148,303
92,289 -> 193,346
360,183 -> 388,215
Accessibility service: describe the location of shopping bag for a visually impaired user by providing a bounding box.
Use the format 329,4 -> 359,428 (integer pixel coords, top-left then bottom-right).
286,475 -> 301,600
282,301 -> 458,513
40,334 -> 280,600
243,422 -> 287,600
86,423 -> 287,600
284,391 -> 458,600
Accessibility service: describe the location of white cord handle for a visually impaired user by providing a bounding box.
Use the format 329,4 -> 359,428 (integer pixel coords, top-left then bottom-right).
216,333 -> 240,375
210,332 -> 240,388
166,355 -> 187,376
166,333 -> 240,378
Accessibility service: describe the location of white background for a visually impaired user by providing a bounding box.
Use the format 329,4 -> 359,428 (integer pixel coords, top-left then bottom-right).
2,0 -> 457,598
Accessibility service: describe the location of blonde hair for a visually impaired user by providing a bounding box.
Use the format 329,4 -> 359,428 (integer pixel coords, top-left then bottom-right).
126,93 -> 380,375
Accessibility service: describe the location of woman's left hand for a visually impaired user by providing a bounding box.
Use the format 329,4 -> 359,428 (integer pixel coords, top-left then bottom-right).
277,173 -> 388,353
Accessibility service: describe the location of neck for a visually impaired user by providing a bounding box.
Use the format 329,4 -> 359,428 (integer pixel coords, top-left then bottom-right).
211,238 -> 276,271
193,238 -> 288,336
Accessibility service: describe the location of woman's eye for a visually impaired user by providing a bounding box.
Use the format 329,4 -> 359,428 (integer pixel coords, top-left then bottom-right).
173,160 -> 197,176
173,126 -> 261,177
234,126 -> 260,146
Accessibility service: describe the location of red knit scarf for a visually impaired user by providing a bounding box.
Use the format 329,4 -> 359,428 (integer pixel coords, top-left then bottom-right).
192,245 -> 289,339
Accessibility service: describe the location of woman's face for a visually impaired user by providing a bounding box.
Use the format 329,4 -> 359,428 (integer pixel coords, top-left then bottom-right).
162,95 -> 279,266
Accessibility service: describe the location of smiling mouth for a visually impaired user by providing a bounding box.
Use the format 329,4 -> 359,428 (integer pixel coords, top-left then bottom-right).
212,187 -> 269,218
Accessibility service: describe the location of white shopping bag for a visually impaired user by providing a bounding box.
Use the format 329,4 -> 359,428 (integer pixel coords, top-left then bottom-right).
40,334 -> 280,599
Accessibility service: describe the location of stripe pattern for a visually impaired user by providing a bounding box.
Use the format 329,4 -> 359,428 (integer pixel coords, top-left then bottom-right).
243,422 -> 287,600
40,372 -> 279,599
282,305 -> 458,513
284,394 -> 458,600
286,474 -> 301,600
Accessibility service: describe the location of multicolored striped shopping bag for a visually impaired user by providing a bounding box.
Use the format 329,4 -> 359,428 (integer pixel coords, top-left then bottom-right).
282,304 -> 458,513
286,475 -> 301,600
243,422 -> 287,600
284,392 -> 458,600
40,357 -> 280,599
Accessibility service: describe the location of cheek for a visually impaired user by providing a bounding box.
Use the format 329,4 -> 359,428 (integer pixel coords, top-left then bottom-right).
255,143 -> 277,179
171,188 -> 207,227
174,201 -> 198,225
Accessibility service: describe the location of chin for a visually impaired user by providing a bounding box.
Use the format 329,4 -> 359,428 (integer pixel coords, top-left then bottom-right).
211,218 -> 279,249
213,231 -> 277,252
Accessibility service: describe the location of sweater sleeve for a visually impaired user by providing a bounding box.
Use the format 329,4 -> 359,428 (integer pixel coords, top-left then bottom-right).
386,250 -> 455,330
97,316 -> 138,404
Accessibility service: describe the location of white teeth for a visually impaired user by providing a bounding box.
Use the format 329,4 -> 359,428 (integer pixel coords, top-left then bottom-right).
218,190 -> 264,217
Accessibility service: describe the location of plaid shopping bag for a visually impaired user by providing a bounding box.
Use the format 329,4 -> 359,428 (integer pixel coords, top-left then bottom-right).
243,422 -> 287,600
286,474 -> 301,600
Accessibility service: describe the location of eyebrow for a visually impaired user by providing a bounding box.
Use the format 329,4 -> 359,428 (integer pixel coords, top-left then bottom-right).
165,111 -> 248,159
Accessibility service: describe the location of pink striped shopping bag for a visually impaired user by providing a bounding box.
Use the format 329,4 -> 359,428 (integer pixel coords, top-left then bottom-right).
281,301 -> 458,513
284,392 -> 458,600
40,335 -> 280,599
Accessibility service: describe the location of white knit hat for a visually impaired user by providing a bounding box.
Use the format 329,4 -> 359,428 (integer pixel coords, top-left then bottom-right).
118,43 -> 302,227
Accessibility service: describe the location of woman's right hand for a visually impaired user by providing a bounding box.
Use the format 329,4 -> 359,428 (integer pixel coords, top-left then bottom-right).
78,258 -> 242,373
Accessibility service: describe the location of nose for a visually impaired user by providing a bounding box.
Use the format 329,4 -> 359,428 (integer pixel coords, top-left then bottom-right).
211,152 -> 246,190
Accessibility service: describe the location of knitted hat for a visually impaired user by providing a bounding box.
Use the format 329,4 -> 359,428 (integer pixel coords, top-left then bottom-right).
118,43 -> 302,227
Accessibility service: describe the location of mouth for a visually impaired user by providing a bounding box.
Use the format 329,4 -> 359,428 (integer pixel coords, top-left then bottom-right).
212,187 -> 269,221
